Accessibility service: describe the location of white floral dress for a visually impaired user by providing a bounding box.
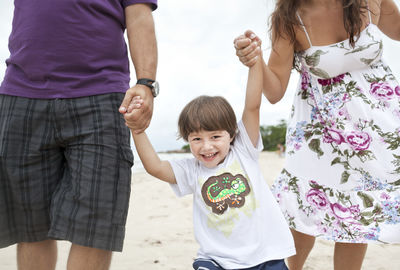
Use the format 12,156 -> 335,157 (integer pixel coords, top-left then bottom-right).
272,12 -> 400,243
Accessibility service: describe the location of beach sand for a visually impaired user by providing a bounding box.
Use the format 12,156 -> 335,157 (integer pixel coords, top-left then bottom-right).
1,151 -> 400,269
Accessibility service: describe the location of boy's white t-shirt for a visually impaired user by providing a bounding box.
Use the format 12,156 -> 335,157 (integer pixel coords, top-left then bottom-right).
169,121 -> 295,269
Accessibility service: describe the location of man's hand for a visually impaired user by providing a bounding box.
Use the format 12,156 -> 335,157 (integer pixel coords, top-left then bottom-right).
233,30 -> 262,67
119,84 -> 153,133
122,3 -> 157,134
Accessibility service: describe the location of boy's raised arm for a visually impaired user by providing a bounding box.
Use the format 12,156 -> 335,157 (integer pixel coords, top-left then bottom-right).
132,132 -> 177,184
242,55 -> 264,147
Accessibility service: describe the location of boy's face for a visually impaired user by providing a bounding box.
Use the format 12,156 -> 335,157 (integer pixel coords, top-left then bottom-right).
188,130 -> 233,168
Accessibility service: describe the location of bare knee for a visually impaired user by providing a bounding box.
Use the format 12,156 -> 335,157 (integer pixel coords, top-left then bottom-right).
334,242 -> 367,270
17,240 -> 57,270
67,244 -> 112,270
292,230 -> 315,251
18,239 -> 56,249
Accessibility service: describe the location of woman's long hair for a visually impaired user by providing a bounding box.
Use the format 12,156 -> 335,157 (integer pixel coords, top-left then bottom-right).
270,0 -> 369,49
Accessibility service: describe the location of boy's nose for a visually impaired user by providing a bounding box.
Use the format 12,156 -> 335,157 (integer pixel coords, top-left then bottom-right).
202,140 -> 213,150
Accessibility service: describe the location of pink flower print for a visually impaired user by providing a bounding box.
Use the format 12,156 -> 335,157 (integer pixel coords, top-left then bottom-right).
338,107 -> 351,120
318,225 -> 328,234
379,137 -> 387,145
332,74 -> 345,84
330,203 -> 353,220
345,131 -> 372,151
318,78 -> 332,86
393,110 -> 400,120
342,93 -> 351,102
395,86 -> 400,96
349,205 -> 361,219
294,143 -> 301,150
301,72 -> 310,90
380,193 -> 390,200
369,82 -> 395,101
323,128 -> 345,144
318,74 -> 345,86
306,189 -> 329,209
310,180 -> 319,186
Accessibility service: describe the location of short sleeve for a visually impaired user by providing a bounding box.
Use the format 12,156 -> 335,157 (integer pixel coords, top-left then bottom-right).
234,120 -> 263,160
122,0 -> 157,10
169,158 -> 197,197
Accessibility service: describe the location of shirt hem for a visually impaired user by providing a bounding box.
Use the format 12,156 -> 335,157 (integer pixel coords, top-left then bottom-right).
0,86 -> 128,99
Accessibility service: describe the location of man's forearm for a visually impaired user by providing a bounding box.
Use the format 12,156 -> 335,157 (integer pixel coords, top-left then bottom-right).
125,4 -> 158,80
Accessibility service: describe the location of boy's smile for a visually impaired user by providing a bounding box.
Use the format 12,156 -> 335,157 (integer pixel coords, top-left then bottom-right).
188,130 -> 233,168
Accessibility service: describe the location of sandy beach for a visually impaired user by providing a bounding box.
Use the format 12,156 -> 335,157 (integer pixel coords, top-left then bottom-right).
1,151 -> 400,270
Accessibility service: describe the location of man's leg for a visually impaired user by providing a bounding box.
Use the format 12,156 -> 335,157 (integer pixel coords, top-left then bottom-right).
0,96 -> 63,270
67,244 -> 112,270
17,240 -> 57,270
286,229 -> 315,270
334,242 -> 367,270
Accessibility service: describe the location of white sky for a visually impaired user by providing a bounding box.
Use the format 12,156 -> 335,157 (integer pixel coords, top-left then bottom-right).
1,0 -> 399,152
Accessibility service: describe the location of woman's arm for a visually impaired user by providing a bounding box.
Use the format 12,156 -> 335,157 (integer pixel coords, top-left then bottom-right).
263,32 -> 294,104
234,30 -> 295,104
376,0 -> 400,40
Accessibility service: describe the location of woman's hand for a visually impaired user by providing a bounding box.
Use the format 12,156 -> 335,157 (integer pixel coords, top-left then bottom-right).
233,30 -> 262,67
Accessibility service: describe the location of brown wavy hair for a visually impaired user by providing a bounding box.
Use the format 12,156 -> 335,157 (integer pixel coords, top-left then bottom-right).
270,0 -> 369,49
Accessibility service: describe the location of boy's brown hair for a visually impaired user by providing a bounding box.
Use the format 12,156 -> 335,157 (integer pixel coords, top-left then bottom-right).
178,96 -> 237,141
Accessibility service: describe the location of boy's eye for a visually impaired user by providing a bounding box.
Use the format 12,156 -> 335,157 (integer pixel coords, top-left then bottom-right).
212,136 -> 220,139
192,137 -> 201,141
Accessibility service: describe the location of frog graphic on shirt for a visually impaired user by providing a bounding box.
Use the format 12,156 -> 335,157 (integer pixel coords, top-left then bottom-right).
201,172 -> 251,215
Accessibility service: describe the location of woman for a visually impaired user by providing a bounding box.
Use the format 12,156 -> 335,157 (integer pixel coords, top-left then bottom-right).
234,0 -> 400,269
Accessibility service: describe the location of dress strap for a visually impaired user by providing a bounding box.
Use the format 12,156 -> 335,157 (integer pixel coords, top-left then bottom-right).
366,0 -> 372,24
296,12 -> 313,47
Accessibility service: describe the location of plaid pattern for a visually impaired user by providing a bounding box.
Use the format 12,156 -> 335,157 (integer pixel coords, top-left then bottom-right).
0,93 -> 133,251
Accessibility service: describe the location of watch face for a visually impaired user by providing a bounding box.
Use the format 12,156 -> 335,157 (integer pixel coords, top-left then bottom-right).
152,81 -> 160,96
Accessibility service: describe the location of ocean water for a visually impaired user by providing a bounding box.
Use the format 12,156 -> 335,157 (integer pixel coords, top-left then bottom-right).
132,151 -> 193,173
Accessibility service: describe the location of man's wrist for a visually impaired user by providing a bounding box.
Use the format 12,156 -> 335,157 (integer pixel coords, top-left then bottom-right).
136,78 -> 159,97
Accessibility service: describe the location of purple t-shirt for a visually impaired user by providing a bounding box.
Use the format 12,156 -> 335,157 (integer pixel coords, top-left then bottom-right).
0,0 -> 157,99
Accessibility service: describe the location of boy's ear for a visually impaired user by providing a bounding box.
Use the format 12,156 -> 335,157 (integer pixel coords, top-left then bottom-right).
230,129 -> 238,144
229,134 -> 236,143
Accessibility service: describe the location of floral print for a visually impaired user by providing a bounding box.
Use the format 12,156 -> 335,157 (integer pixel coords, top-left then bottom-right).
345,130 -> 372,151
395,86 -> 400,96
370,82 -> 395,101
272,24 -> 400,243
274,170 -> 400,243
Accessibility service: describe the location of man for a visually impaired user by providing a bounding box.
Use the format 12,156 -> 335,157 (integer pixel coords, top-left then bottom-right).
0,1 -> 158,269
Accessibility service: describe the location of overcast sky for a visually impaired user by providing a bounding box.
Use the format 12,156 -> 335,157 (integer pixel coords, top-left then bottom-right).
1,0 -> 399,152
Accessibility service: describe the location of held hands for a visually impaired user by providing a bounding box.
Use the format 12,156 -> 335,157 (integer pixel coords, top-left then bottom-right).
119,84 -> 153,134
234,30 -> 262,67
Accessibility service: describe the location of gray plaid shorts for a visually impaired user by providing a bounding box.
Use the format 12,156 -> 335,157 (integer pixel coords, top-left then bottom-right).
0,93 -> 133,251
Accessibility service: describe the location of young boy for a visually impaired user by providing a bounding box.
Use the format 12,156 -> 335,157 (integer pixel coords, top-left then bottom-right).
129,55 -> 295,269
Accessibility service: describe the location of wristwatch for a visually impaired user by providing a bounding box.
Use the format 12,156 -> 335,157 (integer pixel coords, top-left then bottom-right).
136,78 -> 160,97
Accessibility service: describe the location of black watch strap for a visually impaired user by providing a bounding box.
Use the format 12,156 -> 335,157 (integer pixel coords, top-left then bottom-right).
136,78 -> 155,89
136,78 -> 159,97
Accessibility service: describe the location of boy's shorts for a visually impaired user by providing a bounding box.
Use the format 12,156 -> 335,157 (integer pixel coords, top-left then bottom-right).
0,93 -> 133,251
193,258 -> 288,270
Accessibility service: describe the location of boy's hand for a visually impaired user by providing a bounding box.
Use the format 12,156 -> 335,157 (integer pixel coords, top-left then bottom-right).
233,30 -> 262,67
128,95 -> 144,110
121,93 -> 147,132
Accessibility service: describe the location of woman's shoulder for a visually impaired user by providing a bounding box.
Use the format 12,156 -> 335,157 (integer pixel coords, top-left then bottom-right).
368,0 -> 382,25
